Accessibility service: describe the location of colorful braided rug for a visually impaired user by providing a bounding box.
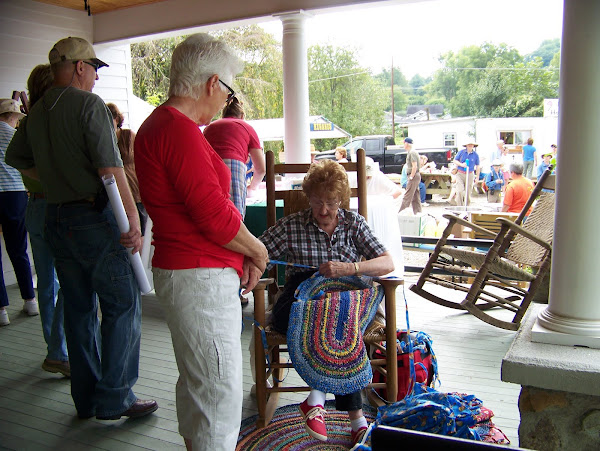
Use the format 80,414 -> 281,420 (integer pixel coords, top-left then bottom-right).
287,275 -> 384,395
236,400 -> 377,451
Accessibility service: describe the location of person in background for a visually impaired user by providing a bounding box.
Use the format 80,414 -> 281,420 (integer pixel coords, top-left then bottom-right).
365,157 -> 403,206
484,159 -> 505,203
522,137 -> 537,179
335,146 -> 348,163
444,164 -> 459,204
537,152 -> 552,180
204,96 -> 265,218
500,145 -> 512,187
400,160 -> 427,206
16,64 -> 70,376
0,99 -> 38,327
491,139 -> 505,162
453,141 -> 480,206
134,33 -> 268,450
6,36 -> 156,421
398,137 -> 422,215
549,144 -> 558,170
503,163 -> 534,214
310,144 -> 319,164
106,103 -> 148,235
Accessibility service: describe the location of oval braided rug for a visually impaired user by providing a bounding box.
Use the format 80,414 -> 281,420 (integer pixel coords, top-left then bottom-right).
237,400 -> 377,450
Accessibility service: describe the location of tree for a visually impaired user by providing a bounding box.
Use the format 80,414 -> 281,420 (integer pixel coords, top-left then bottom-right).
426,43 -> 522,117
308,44 -> 388,149
526,39 -> 561,66
374,66 -> 409,113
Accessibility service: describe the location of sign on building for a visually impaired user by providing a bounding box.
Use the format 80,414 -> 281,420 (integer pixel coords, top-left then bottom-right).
544,99 -> 559,117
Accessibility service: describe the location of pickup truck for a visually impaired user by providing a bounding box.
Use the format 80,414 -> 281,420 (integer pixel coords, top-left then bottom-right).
315,135 -> 455,174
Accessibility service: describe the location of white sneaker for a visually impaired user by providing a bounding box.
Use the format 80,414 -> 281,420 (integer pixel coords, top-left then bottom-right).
422,202 -> 430,207
23,299 -> 39,316
0,309 -> 9,326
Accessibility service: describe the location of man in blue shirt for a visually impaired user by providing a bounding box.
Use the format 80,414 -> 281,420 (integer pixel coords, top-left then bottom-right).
522,138 -> 537,179
453,142 -> 480,206
484,159 -> 505,203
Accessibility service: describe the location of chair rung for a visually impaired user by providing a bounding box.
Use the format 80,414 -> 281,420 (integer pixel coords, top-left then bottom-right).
370,358 -> 387,366
268,386 -> 312,393
270,362 -> 294,369
368,382 -> 387,389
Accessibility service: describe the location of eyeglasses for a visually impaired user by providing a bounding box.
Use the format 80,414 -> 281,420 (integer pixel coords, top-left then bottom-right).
75,61 -> 99,72
309,198 -> 341,210
219,79 -> 236,104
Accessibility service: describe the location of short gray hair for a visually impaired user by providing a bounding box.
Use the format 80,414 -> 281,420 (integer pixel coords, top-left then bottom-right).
509,163 -> 523,175
168,33 -> 243,100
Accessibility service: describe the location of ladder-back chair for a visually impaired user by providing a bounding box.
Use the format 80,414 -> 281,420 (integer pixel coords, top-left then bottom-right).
252,148 -> 403,428
410,167 -> 555,331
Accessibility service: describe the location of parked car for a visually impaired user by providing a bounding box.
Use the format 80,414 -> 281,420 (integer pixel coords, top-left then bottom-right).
315,135 -> 455,173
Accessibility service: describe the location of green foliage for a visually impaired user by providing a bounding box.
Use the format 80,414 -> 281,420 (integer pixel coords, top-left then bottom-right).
526,39 -> 561,66
308,44 -> 388,141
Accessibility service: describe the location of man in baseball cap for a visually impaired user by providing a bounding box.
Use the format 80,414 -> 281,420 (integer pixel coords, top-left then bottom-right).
48,36 -> 108,69
6,37 -> 156,420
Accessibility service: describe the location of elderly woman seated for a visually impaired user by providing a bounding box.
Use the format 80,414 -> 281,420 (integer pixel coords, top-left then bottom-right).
258,159 -> 394,445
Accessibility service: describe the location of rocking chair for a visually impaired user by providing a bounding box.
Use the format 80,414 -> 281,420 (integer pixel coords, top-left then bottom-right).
251,148 -> 403,428
410,167 -> 555,331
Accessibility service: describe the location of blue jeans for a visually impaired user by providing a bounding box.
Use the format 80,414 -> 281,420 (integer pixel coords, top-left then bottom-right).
44,202 -> 141,418
25,196 -> 68,362
0,191 -> 35,308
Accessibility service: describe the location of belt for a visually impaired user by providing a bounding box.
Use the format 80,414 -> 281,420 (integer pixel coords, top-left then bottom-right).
31,192 -> 45,199
55,197 -> 96,206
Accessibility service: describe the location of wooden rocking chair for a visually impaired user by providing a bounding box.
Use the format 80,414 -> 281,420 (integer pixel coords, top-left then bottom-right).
251,148 -> 403,428
410,167 -> 555,331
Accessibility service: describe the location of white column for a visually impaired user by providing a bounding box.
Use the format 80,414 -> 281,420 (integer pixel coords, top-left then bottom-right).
279,11 -> 311,164
533,0 -> 600,348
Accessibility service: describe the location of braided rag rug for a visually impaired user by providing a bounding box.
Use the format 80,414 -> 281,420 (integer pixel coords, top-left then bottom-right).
287,274 -> 384,395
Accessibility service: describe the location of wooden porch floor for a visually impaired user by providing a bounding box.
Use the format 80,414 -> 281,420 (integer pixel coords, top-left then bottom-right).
0,276 -> 521,449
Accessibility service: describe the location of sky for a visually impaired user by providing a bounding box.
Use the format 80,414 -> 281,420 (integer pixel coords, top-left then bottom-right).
258,0 -> 564,79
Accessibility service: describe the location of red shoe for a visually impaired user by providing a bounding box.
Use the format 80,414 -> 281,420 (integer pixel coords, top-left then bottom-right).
299,400 -> 327,441
351,426 -> 368,445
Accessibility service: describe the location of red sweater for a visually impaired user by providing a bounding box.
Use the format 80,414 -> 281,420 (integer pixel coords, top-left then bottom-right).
203,117 -> 261,162
135,106 -> 243,275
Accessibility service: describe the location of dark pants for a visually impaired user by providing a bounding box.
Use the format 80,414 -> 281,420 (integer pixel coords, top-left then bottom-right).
273,270 -> 364,412
399,172 -> 423,215
0,191 -> 35,307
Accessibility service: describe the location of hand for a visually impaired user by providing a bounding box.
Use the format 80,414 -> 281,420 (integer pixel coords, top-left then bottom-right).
319,261 -> 353,278
250,241 -> 269,274
241,258 -> 263,295
120,225 -> 142,254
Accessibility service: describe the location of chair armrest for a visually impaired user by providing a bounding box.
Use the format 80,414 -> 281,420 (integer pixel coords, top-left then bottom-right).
441,214 -> 497,238
253,278 -> 275,291
496,218 -> 552,250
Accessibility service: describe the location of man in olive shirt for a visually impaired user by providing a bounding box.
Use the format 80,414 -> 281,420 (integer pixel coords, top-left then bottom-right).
398,137 -> 422,215
6,37 -> 157,420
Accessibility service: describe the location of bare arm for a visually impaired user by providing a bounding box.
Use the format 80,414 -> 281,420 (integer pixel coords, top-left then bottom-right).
19,168 -> 39,180
248,148 -> 266,191
501,204 -> 510,212
319,251 -> 395,278
223,222 -> 268,274
98,167 -> 142,254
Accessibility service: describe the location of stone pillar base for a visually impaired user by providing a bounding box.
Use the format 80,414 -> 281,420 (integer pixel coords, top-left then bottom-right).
518,386 -> 600,450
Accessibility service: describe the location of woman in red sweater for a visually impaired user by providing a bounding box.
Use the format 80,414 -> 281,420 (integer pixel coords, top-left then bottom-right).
134,33 -> 268,451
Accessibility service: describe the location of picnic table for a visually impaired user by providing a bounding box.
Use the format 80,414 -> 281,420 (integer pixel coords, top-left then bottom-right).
420,172 -> 452,196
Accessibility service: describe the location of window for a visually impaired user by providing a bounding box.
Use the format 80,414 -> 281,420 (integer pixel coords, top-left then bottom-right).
443,132 -> 456,147
499,130 -> 532,145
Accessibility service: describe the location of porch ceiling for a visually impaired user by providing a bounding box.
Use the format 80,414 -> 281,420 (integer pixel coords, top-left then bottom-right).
33,0 -> 167,14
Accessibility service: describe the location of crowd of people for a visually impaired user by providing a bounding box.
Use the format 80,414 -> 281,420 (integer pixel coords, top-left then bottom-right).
1,32 -> 557,450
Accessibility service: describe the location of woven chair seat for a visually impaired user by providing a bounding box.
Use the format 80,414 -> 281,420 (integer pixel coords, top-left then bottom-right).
264,326 -> 288,345
441,246 -> 535,281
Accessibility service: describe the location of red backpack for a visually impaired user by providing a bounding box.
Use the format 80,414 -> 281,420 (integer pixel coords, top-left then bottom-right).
371,330 -> 437,401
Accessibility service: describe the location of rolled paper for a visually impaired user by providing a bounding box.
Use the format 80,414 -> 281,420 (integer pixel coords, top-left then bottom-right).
102,174 -> 152,294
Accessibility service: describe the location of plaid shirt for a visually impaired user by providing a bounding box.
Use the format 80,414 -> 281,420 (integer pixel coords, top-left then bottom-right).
259,208 -> 387,279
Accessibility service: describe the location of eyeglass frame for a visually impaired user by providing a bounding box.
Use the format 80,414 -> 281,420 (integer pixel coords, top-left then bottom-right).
309,197 -> 341,210
74,60 -> 99,72
218,79 -> 236,104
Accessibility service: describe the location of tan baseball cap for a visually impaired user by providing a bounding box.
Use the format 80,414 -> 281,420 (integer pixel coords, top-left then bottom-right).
0,99 -> 25,118
48,37 -> 108,68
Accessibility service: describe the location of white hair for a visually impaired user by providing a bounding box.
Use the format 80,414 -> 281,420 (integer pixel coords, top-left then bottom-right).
168,33 -> 244,100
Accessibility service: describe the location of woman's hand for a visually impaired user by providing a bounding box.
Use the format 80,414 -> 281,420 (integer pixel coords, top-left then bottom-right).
319,261 -> 354,278
241,257 -> 264,294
